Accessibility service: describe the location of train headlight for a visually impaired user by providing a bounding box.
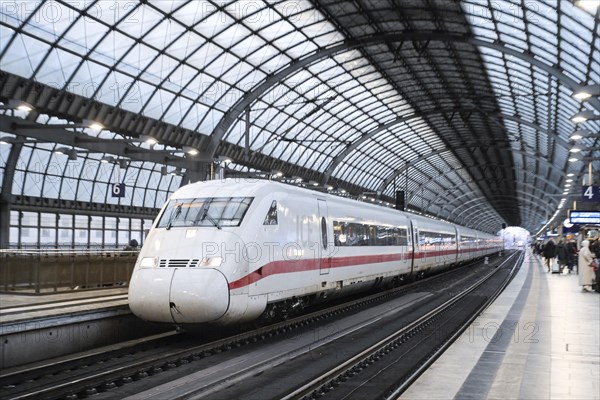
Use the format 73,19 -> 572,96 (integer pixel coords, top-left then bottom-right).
139,257 -> 158,268
199,256 -> 222,267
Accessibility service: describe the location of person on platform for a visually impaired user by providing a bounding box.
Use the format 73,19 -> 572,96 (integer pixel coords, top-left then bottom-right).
556,239 -> 569,274
566,239 -> 578,273
578,240 -> 596,292
542,238 -> 557,272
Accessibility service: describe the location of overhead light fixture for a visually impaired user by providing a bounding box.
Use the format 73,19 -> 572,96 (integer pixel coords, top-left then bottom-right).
54,146 -> 69,155
0,136 -> 13,144
573,84 -> 599,100
571,110 -> 599,123
6,99 -> 34,112
182,146 -> 199,156
139,135 -> 158,145
570,129 -> 593,140
100,156 -> 115,163
568,157 -> 580,162
170,167 -> 182,176
216,155 -> 232,165
118,159 -> 128,169
567,173 -> 575,177
82,119 -> 104,130
54,147 -> 79,160
574,0 -> 600,12
326,186 -> 333,191
569,148 -> 582,153
309,180 -> 319,186
67,149 -> 78,161
160,166 -> 167,175
566,179 -> 573,183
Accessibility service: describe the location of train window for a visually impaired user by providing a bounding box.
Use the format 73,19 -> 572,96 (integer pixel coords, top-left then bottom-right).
333,221 -> 408,246
157,197 -> 253,229
418,230 -> 456,246
263,200 -> 278,225
321,217 -> 328,249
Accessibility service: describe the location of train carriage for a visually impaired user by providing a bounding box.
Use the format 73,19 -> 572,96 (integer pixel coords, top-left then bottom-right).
128,179 -> 502,327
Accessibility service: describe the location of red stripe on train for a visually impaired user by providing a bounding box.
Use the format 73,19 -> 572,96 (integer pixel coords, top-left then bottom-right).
228,247 -> 498,290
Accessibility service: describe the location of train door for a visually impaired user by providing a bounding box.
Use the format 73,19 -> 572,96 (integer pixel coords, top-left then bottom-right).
317,199 -> 330,275
409,220 -> 417,274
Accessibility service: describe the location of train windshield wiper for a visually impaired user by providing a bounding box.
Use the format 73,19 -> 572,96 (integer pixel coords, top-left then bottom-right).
200,207 -> 222,230
166,203 -> 182,230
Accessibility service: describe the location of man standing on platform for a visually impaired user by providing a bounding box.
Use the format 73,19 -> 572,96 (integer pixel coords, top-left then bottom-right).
543,238 -> 557,272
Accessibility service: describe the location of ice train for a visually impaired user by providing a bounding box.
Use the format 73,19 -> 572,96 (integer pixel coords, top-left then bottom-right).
128,179 -> 502,327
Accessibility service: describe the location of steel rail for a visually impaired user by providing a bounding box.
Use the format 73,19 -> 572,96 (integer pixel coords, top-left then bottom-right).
282,251 -> 521,400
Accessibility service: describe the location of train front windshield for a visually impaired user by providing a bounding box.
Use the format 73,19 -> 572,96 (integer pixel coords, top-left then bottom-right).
157,197 -> 253,229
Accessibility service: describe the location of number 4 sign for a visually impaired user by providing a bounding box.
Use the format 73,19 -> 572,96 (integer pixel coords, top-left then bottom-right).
112,183 -> 126,198
582,185 -> 599,202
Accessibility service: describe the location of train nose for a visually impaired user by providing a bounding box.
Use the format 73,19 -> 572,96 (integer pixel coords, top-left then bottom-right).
128,268 -> 230,324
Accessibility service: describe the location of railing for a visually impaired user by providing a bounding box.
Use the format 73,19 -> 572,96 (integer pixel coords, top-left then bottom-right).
0,249 -> 139,294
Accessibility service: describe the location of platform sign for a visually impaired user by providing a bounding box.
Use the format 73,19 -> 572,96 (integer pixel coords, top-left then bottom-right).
582,185 -> 600,202
111,183 -> 125,198
569,210 -> 600,225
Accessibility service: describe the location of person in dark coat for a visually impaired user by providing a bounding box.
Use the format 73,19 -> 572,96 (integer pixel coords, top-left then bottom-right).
556,240 -> 569,273
543,238 -> 557,272
566,240 -> 578,273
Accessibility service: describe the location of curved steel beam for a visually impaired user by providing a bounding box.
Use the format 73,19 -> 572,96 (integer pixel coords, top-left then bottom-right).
325,109 -> 570,185
378,144 -> 567,196
206,31 -> 599,158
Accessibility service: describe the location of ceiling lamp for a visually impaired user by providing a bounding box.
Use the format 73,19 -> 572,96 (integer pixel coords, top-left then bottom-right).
570,129 -> 593,140
575,0 -> 600,12
215,155 -> 232,165
569,148 -> 582,153
139,135 -> 158,145
7,99 -> 34,112
571,110 -> 599,123
82,119 -> 104,130
100,156 -> 115,163
573,84 -> 599,100
568,157 -> 580,162
183,146 -> 199,156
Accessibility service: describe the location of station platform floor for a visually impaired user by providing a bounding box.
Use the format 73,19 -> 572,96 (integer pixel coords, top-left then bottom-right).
0,287 -> 128,324
401,249 -> 600,400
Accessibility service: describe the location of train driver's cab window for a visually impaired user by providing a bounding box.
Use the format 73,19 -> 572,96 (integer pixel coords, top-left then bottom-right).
157,197 -> 253,229
263,200 -> 278,225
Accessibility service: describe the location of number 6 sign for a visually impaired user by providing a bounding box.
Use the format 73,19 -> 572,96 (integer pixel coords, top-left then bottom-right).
112,183 -> 126,198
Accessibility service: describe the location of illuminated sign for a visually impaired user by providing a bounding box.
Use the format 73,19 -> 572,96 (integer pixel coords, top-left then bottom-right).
569,210 -> 600,224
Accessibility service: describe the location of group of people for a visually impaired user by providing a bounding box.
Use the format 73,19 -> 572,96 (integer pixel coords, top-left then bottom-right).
533,237 -> 599,292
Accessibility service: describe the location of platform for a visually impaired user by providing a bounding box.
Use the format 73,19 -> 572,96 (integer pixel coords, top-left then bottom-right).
0,287 -> 129,324
401,249 -> 600,400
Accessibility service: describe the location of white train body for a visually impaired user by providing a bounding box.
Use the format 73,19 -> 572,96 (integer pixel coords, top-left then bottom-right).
128,179 -> 502,326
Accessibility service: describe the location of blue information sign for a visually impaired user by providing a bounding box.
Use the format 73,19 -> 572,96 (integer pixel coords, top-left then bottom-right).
569,210 -> 600,225
581,186 -> 600,202
111,183 -> 125,198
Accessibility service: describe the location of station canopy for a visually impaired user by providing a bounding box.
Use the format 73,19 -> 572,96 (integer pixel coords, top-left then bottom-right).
1,0 -> 599,237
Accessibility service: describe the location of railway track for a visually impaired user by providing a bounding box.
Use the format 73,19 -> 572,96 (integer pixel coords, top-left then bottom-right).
0,253 -> 516,400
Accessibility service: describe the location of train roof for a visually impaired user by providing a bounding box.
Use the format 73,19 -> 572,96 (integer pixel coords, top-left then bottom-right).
171,179 -> 496,237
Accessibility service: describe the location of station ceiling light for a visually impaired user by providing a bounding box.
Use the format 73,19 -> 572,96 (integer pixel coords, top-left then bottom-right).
139,135 -> 158,145
572,84 -> 599,100
5,99 -> 34,112
571,110 -> 599,123
82,119 -> 104,130
570,129 -> 594,140
182,146 -> 199,156
574,0 -> 600,12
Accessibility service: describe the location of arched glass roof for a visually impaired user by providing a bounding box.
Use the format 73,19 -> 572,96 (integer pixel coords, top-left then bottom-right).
1,0 -> 599,236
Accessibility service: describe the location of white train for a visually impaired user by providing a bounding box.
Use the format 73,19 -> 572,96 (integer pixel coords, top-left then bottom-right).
128,179 -> 502,326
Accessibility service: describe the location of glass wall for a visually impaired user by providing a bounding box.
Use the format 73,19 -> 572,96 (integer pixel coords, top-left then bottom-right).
9,210 -> 154,250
